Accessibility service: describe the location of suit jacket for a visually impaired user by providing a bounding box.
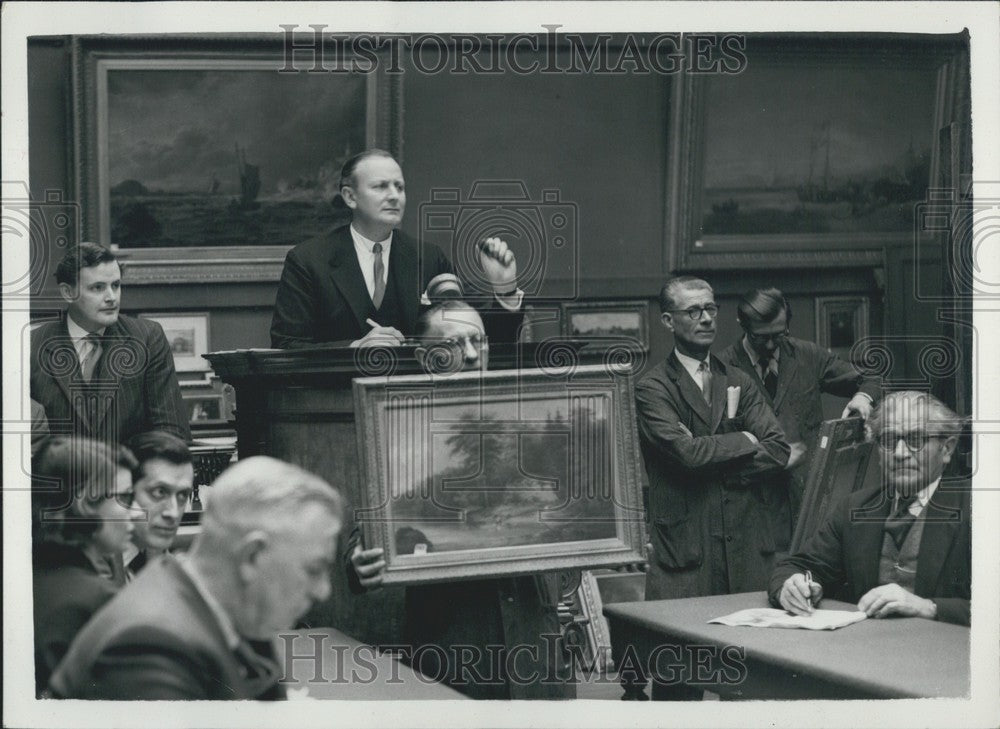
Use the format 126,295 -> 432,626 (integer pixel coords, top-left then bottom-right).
33,544 -> 119,695
270,226 -> 523,348
30,314 -> 190,445
718,336 -> 880,451
768,480 -> 971,626
49,555 -> 285,700
635,353 -> 790,599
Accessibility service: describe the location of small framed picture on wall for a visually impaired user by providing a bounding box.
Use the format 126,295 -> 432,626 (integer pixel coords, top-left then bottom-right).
139,312 -> 210,372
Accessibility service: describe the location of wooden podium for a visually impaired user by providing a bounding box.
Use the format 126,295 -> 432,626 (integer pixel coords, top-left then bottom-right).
205,342 -> 595,645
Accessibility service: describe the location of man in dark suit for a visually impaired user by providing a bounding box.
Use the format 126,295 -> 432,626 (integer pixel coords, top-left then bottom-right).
770,391 -> 969,626
49,456 -> 345,700
346,301 -> 574,699
635,276 -> 790,700
718,287 -> 880,535
270,149 -> 523,349
30,243 -> 190,446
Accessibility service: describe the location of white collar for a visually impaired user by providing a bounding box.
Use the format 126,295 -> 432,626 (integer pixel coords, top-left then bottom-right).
65,315 -> 105,344
674,349 -> 709,381
349,224 -> 392,254
178,556 -> 241,651
899,477 -> 941,516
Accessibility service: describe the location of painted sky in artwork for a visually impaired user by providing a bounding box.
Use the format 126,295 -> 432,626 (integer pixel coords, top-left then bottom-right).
703,62 -> 938,189
107,70 -> 366,195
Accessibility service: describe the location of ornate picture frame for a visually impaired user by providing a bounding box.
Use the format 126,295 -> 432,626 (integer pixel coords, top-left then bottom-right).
352,365 -> 648,585
138,311 -> 210,372
72,35 -> 403,284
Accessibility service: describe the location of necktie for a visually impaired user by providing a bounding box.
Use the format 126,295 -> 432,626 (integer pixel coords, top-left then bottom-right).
759,356 -> 777,399
697,361 -> 712,404
372,242 -> 386,309
234,638 -> 282,698
884,494 -> 920,549
80,333 -> 102,383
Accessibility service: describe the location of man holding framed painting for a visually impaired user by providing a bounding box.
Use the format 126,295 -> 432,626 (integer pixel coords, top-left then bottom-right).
635,275 -> 790,701
270,149 -> 525,349
346,301 -> 575,700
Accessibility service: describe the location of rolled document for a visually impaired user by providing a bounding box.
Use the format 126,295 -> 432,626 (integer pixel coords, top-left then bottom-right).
727,386 -> 740,419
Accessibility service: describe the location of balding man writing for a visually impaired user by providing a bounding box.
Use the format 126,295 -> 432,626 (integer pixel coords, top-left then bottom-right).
49,457 -> 344,700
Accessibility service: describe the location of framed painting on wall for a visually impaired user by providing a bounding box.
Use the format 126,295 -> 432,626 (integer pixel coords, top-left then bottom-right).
667,34 -> 963,270
138,312 -> 210,372
352,365 -> 648,586
72,35 -> 403,284
561,301 -> 650,353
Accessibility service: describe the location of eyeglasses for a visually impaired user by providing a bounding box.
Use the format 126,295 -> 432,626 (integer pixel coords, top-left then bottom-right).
877,431 -> 939,453
434,334 -> 488,355
747,329 -> 789,345
668,304 -> 719,320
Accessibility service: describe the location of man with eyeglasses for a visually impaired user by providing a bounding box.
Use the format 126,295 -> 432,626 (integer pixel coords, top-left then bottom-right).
719,287 -> 880,539
634,276 -> 790,700
769,390 -> 969,626
344,300 -> 574,699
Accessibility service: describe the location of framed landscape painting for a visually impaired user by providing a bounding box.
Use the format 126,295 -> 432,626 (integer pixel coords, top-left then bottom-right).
73,35 -> 402,283
352,366 -> 648,585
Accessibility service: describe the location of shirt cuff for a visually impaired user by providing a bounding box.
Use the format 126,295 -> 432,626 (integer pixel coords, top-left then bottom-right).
495,288 -> 524,311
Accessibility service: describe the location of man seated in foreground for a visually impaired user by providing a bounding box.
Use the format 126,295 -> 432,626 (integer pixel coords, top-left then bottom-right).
769,391 -> 970,626
116,431 -> 194,581
347,301 -> 575,699
49,457 -> 344,699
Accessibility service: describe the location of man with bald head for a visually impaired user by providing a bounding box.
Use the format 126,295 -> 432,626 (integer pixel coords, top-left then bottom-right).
770,391 -> 970,626
347,300 -> 573,700
49,457 -> 344,700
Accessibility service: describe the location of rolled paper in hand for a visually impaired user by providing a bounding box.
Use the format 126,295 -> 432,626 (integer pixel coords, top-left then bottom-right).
727,386 -> 740,419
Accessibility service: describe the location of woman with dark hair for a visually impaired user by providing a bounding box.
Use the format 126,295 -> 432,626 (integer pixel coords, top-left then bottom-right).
32,436 -> 138,695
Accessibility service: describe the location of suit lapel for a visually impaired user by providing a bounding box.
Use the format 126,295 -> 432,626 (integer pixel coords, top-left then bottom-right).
773,340 -> 797,410
327,228 -> 372,333
40,321 -> 78,412
666,353 -> 712,427
390,232 -> 421,333
915,484 -> 965,596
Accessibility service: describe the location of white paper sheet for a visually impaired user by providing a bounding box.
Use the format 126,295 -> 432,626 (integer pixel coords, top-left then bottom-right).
708,607 -> 868,630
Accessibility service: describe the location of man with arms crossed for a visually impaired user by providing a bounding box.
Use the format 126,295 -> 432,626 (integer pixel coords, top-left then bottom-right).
634,276 -> 790,700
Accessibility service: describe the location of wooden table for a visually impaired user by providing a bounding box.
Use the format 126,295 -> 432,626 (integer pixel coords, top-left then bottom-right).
277,628 -> 467,700
604,592 -> 969,699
